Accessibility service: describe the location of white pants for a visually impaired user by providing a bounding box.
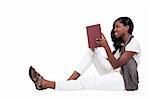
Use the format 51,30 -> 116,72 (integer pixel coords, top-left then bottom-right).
55,49 -> 125,91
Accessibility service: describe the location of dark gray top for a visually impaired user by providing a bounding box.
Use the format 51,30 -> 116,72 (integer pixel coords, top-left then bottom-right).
120,34 -> 139,91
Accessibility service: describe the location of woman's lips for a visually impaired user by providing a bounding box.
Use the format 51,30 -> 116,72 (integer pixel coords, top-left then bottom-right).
114,32 -> 119,37
114,32 -> 118,36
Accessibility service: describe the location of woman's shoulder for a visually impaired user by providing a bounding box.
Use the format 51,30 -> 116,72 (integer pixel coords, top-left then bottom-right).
128,37 -> 140,47
125,37 -> 141,53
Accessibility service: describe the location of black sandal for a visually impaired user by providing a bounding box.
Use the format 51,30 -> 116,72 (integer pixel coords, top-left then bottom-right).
29,66 -> 47,90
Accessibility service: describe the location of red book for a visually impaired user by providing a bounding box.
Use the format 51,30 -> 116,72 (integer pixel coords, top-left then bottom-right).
86,24 -> 102,48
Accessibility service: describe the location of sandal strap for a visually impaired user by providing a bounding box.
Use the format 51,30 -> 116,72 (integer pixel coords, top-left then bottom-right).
35,75 -> 43,89
29,66 -> 46,90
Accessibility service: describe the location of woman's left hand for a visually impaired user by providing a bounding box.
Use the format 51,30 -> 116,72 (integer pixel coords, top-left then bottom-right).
96,34 -> 108,48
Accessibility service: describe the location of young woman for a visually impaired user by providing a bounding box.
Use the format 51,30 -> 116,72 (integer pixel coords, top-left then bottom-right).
29,17 -> 141,91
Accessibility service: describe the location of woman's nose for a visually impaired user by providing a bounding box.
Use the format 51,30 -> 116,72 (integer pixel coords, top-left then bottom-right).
114,28 -> 116,32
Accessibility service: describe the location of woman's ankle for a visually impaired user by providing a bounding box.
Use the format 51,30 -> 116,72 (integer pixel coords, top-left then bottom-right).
42,79 -> 55,89
68,71 -> 80,80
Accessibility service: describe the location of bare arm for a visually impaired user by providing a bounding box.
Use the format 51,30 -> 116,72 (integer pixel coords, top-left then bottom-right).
104,45 -> 136,69
96,34 -> 136,69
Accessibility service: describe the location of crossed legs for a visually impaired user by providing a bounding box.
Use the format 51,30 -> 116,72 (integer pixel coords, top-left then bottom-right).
29,48 -> 124,91
68,48 -> 113,80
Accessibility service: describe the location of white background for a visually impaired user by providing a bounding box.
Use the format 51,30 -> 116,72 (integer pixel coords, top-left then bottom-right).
0,0 -> 150,99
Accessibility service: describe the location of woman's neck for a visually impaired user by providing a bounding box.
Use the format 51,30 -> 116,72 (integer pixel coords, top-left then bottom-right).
122,33 -> 130,43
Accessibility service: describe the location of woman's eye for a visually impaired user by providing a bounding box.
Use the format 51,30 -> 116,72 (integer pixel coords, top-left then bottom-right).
115,25 -> 119,28
114,26 -> 118,29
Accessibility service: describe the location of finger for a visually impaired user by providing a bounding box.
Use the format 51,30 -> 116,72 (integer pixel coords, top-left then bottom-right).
96,41 -> 100,44
96,38 -> 100,41
99,37 -> 103,41
101,34 -> 106,39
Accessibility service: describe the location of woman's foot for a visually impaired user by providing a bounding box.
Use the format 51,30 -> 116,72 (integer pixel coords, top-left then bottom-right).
29,66 -> 47,90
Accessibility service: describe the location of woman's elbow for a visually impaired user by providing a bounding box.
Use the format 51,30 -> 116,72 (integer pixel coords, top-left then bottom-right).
112,62 -> 121,69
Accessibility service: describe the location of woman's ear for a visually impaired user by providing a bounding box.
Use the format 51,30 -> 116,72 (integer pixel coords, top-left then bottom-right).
125,25 -> 129,32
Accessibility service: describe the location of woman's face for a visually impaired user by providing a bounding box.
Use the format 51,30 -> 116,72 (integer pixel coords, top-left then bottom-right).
113,21 -> 129,38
